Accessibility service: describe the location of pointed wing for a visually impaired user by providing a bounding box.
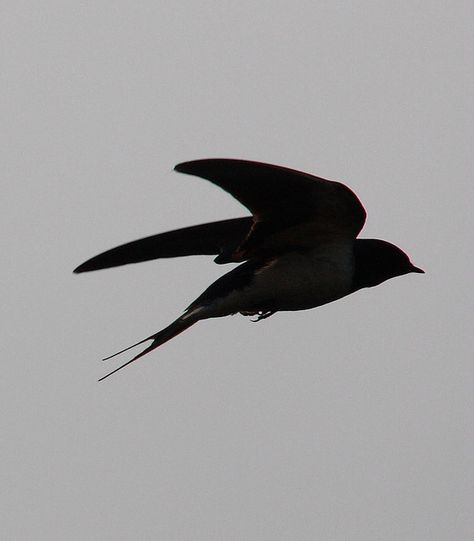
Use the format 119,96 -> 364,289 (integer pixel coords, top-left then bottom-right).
73,217 -> 252,273
175,159 -> 366,261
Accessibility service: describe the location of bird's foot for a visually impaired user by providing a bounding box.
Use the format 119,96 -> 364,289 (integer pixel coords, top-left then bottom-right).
240,310 -> 275,322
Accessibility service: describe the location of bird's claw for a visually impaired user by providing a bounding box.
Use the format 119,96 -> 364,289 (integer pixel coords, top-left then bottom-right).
240,310 -> 275,322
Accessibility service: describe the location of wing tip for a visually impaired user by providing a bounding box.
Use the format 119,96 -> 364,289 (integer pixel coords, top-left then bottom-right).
174,160 -> 199,174
174,159 -> 212,175
73,263 -> 87,274
174,158 -> 239,175
73,259 -> 107,273
173,162 -> 186,173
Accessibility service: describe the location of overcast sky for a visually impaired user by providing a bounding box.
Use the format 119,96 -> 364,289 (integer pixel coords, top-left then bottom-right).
2,1 -> 473,540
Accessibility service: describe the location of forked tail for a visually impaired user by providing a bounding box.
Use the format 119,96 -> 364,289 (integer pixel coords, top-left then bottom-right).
99,316 -> 196,381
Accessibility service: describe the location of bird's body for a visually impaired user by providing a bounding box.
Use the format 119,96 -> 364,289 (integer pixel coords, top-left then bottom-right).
74,159 -> 423,380
188,241 -> 355,319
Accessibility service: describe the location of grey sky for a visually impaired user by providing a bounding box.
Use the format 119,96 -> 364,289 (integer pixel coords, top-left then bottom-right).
2,1 -> 473,539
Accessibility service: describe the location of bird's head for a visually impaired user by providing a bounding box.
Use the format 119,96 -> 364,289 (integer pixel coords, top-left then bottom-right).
352,239 -> 424,291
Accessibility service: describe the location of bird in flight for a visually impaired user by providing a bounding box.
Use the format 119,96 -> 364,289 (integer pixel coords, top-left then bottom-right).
74,159 -> 424,381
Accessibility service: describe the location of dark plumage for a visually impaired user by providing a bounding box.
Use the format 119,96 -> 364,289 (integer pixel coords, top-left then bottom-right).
74,159 -> 423,380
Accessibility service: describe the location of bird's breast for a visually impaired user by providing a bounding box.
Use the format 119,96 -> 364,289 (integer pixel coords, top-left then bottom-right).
251,241 -> 355,311
192,241 -> 356,319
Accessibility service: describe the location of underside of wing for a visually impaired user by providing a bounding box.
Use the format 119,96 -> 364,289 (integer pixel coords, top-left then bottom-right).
175,159 -> 367,261
73,217 -> 252,273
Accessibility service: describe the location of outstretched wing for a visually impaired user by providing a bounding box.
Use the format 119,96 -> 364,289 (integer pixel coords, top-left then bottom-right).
75,159 -> 367,272
175,159 -> 366,261
74,217 -> 252,273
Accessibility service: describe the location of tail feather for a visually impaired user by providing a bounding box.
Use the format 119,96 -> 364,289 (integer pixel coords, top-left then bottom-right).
98,316 -> 196,382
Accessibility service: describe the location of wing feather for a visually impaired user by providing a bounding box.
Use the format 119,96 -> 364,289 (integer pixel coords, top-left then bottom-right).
175,159 -> 366,261
73,217 -> 252,273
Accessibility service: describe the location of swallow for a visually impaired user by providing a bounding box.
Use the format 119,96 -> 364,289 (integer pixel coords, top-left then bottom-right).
74,159 -> 424,381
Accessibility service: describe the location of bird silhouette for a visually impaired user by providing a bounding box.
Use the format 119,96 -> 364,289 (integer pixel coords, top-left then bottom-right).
74,159 -> 424,381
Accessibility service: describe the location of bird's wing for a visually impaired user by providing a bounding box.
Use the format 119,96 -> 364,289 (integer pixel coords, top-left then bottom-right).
73,217 -> 253,273
175,159 -> 366,261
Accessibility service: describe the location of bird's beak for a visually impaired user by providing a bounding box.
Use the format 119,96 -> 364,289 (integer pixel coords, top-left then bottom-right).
410,265 -> 425,274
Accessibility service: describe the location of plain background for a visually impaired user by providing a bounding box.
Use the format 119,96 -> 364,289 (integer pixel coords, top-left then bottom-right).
2,2 -> 473,539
